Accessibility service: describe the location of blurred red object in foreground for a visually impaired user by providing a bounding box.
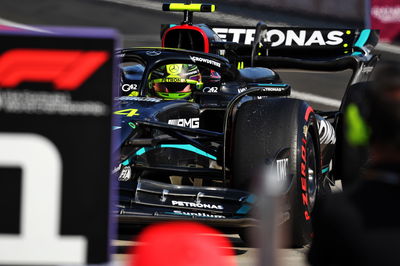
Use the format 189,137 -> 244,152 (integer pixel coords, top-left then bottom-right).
371,0 -> 400,43
129,222 -> 236,266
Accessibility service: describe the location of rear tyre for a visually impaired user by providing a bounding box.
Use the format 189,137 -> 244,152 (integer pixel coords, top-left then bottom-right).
230,98 -> 321,247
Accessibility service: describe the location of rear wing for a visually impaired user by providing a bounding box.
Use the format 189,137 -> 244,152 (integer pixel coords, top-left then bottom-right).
211,26 -> 379,58
211,26 -> 379,57
161,23 -> 379,59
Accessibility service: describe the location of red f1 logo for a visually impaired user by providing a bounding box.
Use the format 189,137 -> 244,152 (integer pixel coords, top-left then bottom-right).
0,49 -> 109,90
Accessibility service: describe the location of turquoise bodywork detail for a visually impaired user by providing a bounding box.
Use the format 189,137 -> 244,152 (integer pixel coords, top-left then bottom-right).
353,29 -> 371,55
236,204 -> 252,214
236,195 -> 256,214
255,83 -> 288,87
121,144 -> 216,167
322,167 -> 329,174
246,194 -> 256,203
134,144 -> 217,160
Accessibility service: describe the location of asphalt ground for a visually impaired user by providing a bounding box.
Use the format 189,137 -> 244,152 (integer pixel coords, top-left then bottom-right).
0,1 -> 399,265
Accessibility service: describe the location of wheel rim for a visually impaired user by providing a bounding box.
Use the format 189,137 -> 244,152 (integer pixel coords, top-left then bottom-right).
306,135 -> 317,212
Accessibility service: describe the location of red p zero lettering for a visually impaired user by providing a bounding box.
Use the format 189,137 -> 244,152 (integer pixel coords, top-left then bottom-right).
0,49 -> 109,90
302,192 -> 309,205
301,176 -> 307,191
304,211 -> 311,220
304,106 -> 314,121
300,107 -> 314,221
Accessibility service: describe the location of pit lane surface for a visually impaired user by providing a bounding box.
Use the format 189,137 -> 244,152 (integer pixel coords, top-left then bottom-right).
1,1 -> 399,265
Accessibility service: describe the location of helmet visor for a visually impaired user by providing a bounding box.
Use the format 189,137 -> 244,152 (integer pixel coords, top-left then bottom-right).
153,82 -> 195,93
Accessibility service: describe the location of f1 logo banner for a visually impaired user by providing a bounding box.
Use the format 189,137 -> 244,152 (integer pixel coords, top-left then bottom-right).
0,27 -> 118,265
0,49 -> 109,90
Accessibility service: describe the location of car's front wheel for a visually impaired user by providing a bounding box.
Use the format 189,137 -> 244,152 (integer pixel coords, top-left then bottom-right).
230,98 -> 322,247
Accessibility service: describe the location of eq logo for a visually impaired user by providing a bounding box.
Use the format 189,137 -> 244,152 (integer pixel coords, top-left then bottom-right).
0,49 -> 109,90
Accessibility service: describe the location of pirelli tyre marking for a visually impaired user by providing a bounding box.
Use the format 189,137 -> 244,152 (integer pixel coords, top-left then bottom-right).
301,106 -> 314,221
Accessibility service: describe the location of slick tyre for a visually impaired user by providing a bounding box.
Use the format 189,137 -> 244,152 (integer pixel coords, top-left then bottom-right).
231,98 -> 321,247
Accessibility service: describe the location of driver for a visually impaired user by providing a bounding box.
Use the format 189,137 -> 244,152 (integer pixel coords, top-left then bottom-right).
148,64 -> 203,100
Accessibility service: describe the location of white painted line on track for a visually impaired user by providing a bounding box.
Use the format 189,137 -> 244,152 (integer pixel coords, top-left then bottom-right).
0,17 -> 50,33
376,42 -> 400,54
101,0 -> 288,26
291,90 -> 341,108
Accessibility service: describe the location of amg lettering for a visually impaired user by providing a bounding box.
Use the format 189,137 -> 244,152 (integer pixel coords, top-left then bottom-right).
168,118 -> 200,128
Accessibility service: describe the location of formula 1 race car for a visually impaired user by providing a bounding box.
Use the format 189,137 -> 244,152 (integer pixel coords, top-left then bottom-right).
114,3 -> 379,246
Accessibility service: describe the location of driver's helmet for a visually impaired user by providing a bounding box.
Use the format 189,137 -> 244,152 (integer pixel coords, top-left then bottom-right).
148,64 -> 203,100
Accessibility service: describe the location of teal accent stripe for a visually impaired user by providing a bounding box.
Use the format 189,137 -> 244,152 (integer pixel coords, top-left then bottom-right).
255,83 -> 288,87
322,167 -> 329,174
135,144 -> 217,160
121,159 -> 130,166
246,194 -> 256,203
236,204 -> 251,214
353,29 -> 371,55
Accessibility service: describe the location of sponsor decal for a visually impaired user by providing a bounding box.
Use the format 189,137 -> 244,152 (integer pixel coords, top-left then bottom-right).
166,64 -> 182,74
362,66 -> 374,74
146,50 -> 162,56
168,117 -> 199,128
276,158 -> 289,182
189,55 -> 221,68
238,87 -> 247,93
118,166 -> 131,181
116,96 -> 161,102
114,108 -> 140,117
171,200 -> 224,210
172,210 -> 226,219
121,83 -> 138,92
261,87 -> 285,92
163,77 -> 186,83
203,86 -> 219,93
212,28 -> 345,47
0,49 -> 109,90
